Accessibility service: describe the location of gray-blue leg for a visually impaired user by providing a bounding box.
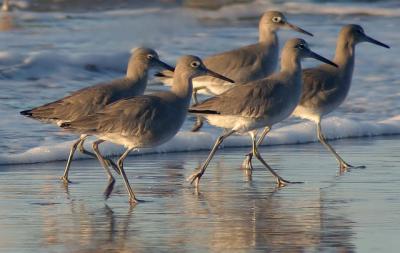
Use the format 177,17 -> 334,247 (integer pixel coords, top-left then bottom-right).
249,131 -> 292,187
242,127 -> 271,172
116,148 -> 139,204
187,130 -> 236,187
61,136 -> 86,183
317,120 -> 365,171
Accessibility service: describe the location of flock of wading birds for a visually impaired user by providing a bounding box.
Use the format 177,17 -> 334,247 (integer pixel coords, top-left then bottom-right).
20,11 -> 390,204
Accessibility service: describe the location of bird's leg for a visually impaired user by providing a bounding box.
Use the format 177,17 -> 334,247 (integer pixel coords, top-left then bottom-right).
241,130 -> 258,174
191,117 -> 204,132
103,180 -> 116,200
242,127 -> 271,171
61,137 -> 84,184
191,86 -> 206,106
92,141 -> 116,198
250,132 -> 294,187
187,130 -> 235,187
316,121 -> 365,172
191,86 -> 207,132
116,148 -> 139,204
92,140 -> 116,199
78,138 -> 120,175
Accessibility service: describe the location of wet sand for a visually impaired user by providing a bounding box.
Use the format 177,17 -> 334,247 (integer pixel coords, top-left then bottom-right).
0,136 -> 399,252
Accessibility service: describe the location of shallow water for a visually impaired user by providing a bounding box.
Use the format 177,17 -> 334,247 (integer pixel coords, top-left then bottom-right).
0,0 -> 399,162
0,1 -> 400,252
0,136 -> 399,252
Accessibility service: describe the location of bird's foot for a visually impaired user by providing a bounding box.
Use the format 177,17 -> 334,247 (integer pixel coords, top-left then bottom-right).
60,176 -> 71,184
276,177 -> 303,188
191,120 -> 203,132
129,197 -> 144,206
241,153 -> 253,175
339,161 -> 366,172
187,169 -> 204,187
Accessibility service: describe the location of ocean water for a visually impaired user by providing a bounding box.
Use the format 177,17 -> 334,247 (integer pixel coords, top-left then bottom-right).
1,136 -> 400,252
0,0 -> 399,164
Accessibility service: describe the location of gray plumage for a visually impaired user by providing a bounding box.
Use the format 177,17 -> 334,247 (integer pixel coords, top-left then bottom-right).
61,55 -> 234,204
191,78 -> 292,120
157,11 -> 312,96
21,48 -> 161,124
21,47 -> 174,184
292,24 -> 390,170
63,93 -> 190,148
158,11 -> 312,132
188,38 -> 338,187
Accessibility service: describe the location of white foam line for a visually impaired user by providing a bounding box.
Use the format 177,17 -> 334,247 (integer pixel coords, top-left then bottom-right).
1,116 -> 399,165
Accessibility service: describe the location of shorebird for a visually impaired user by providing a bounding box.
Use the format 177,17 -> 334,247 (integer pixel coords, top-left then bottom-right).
188,38 -> 338,187
60,55 -> 234,204
244,24 -> 390,172
156,10 -> 313,131
20,48 -> 174,185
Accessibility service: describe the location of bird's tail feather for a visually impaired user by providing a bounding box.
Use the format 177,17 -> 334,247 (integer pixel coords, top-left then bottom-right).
188,109 -> 220,115
20,109 -> 33,117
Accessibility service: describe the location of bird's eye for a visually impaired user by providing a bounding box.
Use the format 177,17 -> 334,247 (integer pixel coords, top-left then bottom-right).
296,44 -> 306,49
147,54 -> 154,59
272,16 -> 281,23
191,61 -> 200,68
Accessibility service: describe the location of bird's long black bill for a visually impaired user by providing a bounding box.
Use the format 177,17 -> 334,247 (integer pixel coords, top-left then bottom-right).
154,58 -> 175,72
206,69 -> 235,83
309,51 -> 338,68
364,34 -> 390,49
286,22 -> 313,37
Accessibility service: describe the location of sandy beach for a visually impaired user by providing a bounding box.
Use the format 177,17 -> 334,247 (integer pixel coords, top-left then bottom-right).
0,136 -> 399,252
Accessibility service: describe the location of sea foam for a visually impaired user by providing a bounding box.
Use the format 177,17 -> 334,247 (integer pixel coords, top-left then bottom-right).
1,115 -> 399,165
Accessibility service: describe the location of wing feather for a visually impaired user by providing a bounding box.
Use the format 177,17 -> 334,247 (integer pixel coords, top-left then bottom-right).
190,78 -> 286,118
62,95 -> 163,137
300,67 -> 337,108
22,78 -> 134,122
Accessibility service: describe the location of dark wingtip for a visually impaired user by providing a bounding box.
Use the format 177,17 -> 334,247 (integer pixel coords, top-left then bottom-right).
188,109 -> 220,115
59,122 -> 71,128
20,109 -> 32,116
154,72 -> 167,78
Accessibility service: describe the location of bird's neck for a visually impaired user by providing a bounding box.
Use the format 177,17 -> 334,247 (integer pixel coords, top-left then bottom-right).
333,38 -> 355,83
280,53 -> 302,80
278,54 -> 302,91
171,73 -> 193,104
126,61 -> 149,85
259,25 -> 278,46
333,38 -> 355,72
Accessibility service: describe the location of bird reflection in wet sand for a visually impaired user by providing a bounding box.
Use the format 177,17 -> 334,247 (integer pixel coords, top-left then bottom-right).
36,187 -> 356,252
178,170 -> 356,252
0,159 -> 359,252
0,11 -> 16,31
103,163 -> 185,201
40,201 -> 135,253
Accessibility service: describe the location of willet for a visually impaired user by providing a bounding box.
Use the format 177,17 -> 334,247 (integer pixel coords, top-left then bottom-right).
60,55 -> 234,204
286,24 -> 389,171
156,11 -> 313,131
188,38 -> 338,187
243,25 -> 390,172
20,48 -> 174,185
